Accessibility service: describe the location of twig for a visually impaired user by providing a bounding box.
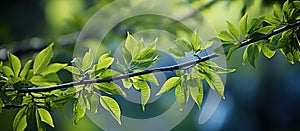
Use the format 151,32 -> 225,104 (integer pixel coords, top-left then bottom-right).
1,20 -> 299,93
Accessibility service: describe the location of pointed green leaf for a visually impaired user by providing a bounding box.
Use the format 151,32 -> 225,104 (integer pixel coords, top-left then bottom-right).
156,77 -> 180,96
200,40 -> 213,51
36,110 -> 46,131
90,93 -> 99,114
175,84 -> 188,111
94,82 -> 126,97
175,39 -> 192,52
8,52 -> 21,76
139,80 -> 150,111
122,47 -> 132,65
97,69 -> 120,78
262,44 -> 276,58
191,30 -> 201,51
100,96 -> 121,125
13,106 -> 27,131
256,26 -> 275,34
125,32 -> 138,55
42,63 -> 67,76
73,96 -> 86,125
141,73 -> 159,86
20,60 -> 32,79
242,45 -> 249,65
205,72 -> 225,99
239,13 -> 248,35
37,108 -> 54,127
226,21 -> 240,40
97,52 -> 114,70
168,47 -> 185,58
33,43 -> 53,74
247,44 -> 260,68
2,66 -> 14,77
64,66 -> 81,75
122,79 -> 132,89
190,79 -> 203,109
217,31 -> 235,42
82,49 -> 93,71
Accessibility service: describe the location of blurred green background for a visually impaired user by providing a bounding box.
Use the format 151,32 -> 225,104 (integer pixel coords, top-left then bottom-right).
1,0 -> 300,130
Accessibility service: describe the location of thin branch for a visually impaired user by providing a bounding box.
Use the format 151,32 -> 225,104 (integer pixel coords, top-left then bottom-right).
1,20 -> 299,93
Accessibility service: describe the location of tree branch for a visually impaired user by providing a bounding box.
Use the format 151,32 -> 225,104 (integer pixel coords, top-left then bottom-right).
1,20 -> 299,93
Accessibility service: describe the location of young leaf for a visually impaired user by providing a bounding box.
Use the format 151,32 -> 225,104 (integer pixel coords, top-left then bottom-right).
8,52 -> 21,76
37,108 -> 54,128
175,84 -> 188,111
226,21 -> 240,40
190,79 -> 203,109
168,47 -> 185,58
82,49 -> 93,71
94,82 -> 127,97
125,32 -> 138,55
20,60 -> 32,79
42,63 -> 67,76
243,45 -> 249,65
200,40 -> 213,51
239,13 -> 248,35
122,79 -> 132,89
262,44 -> 276,58
64,66 -> 81,75
205,72 -> 225,99
141,73 -> 159,86
73,96 -> 86,125
191,30 -> 201,51
96,52 -> 114,70
139,80 -> 150,111
122,47 -> 132,65
2,66 -> 14,77
217,31 -> 235,42
13,106 -> 27,131
156,77 -> 180,96
36,110 -> 46,131
100,96 -> 121,124
33,43 -> 53,74
247,44 -> 260,68
90,93 -> 99,114
175,40 -> 192,52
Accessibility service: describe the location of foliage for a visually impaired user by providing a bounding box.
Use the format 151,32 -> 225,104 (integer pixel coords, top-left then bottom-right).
0,1 -> 299,131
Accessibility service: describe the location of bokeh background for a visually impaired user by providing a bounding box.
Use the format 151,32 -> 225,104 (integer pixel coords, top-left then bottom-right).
1,0 -> 300,130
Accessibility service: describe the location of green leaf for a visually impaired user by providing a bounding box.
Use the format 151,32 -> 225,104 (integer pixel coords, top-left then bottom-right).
90,93 -> 99,114
2,66 -> 14,77
33,43 -> 53,74
97,69 -> 120,78
42,63 -> 67,76
8,52 -> 21,76
156,77 -> 180,96
100,96 -> 121,125
134,38 -> 157,61
256,25 -> 275,34
239,13 -> 248,35
190,79 -> 203,109
226,21 -> 240,40
141,73 -> 159,86
125,32 -> 138,55
0,98 -> 3,113
30,73 -> 61,86
226,44 -> 240,60
73,96 -> 86,125
94,82 -> 126,97
20,60 -> 32,79
71,58 -> 82,68
82,49 -> 93,71
201,61 -> 236,73
248,18 -> 263,34
205,72 -> 225,99
243,45 -> 249,65
247,44 -> 260,68
191,30 -> 201,51
64,66 -> 81,75
262,44 -> 276,58
200,40 -> 213,51
273,4 -> 283,20
217,31 -> 235,42
96,52 -> 114,70
132,38 -> 145,58
168,47 -> 185,58
37,108 -> 54,127
175,39 -> 192,52
122,79 -> 132,89
175,84 -> 188,111
13,106 -> 27,131
36,109 -> 46,131
122,47 -> 132,64
139,80 -> 150,111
